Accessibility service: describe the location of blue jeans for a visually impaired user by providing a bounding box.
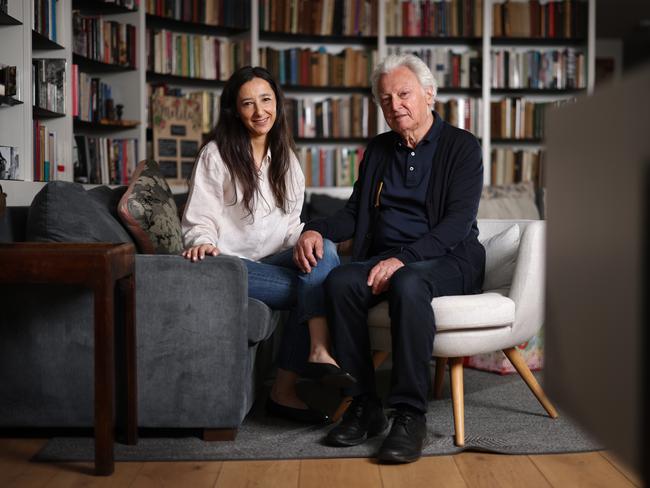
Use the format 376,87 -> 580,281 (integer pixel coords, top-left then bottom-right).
242,239 -> 340,373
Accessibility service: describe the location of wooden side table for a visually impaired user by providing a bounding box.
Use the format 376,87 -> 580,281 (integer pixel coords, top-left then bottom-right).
0,242 -> 138,476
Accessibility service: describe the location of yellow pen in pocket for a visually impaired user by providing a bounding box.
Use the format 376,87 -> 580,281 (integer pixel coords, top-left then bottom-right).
374,181 -> 383,207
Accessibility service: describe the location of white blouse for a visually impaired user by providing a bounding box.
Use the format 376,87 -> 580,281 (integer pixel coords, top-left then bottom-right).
181,141 -> 305,261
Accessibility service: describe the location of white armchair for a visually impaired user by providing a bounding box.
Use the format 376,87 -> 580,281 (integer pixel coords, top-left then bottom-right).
356,219 -> 557,446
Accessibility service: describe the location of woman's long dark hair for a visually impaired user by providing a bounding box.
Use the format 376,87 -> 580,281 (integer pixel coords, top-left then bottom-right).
205,66 -> 296,219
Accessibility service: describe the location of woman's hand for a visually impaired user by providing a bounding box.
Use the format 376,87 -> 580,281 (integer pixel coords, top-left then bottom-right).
182,244 -> 220,262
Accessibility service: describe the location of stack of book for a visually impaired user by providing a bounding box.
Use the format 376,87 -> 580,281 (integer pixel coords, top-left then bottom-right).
298,146 -> 364,187
491,148 -> 544,187
493,0 -> 588,38
260,46 -> 376,87
146,0 -> 250,28
387,46 -> 481,88
74,135 -> 138,185
32,58 -> 66,114
32,121 -> 59,182
490,98 -> 562,139
434,98 -> 482,136
491,48 -> 585,90
385,0 -> 483,37
260,0 -> 377,36
73,13 -> 138,67
147,29 -> 249,80
33,0 -> 58,42
72,66 -> 136,123
285,95 -> 377,139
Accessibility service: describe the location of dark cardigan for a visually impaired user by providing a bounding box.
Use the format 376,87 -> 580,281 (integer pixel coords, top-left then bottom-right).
304,119 -> 485,294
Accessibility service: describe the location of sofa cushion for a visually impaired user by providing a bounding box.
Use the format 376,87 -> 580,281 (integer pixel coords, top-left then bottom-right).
26,181 -> 133,243
478,182 -> 540,220
118,159 -> 182,254
305,193 -> 348,222
479,224 -> 520,291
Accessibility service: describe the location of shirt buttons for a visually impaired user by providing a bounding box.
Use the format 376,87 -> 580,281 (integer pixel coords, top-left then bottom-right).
410,151 -> 415,156
409,166 -> 414,171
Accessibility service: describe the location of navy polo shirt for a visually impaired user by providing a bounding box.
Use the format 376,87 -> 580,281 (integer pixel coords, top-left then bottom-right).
370,112 -> 443,257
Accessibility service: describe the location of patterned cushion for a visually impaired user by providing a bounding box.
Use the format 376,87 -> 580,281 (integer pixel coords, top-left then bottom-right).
118,160 -> 182,254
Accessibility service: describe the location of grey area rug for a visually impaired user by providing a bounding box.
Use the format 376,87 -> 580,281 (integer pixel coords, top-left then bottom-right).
34,368 -> 601,462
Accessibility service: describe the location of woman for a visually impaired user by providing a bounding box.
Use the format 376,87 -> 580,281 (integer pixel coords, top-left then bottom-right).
181,66 -> 352,424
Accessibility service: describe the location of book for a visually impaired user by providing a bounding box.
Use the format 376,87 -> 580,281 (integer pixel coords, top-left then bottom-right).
32,58 -> 66,114
150,88 -> 202,182
0,145 -> 20,181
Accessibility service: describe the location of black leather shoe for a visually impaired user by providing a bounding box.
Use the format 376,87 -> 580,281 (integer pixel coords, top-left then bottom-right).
377,407 -> 427,463
265,397 -> 330,425
302,362 -> 357,388
326,395 -> 388,447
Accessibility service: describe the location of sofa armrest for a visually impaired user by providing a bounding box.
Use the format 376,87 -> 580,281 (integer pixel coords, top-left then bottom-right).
134,254 -> 251,427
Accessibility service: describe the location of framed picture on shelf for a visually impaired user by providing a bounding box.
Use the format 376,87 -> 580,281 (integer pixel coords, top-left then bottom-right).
0,145 -> 20,180
151,88 -> 202,183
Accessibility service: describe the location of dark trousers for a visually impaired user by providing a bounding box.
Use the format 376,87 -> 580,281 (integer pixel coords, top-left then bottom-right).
324,255 -> 464,413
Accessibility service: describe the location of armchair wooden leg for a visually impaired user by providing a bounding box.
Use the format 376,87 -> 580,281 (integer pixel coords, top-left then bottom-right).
503,347 -> 559,419
331,351 -> 390,423
433,357 -> 447,399
449,357 -> 465,447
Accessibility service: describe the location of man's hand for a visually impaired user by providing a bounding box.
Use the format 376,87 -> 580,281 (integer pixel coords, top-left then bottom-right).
367,257 -> 405,295
182,244 -> 220,262
293,230 -> 324,273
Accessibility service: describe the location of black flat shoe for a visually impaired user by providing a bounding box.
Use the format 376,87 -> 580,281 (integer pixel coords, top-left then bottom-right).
265,397 -> 330,425
302,362 -> 357,388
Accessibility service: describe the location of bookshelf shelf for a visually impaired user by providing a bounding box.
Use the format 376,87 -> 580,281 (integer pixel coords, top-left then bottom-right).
74,119 -> 140,132
491,138 -> 544,145
33,106 -> 66,119
146,71 -> 226,87
281,85 -> 371,94
437,87 -> 482,96
295,137 -> 369,144
0,11 -> 22,26
260,31 -> 377,46
387,36 -> 482,46
146,14 -> 247,36
491,37 -> 587,46
491,88 -> 586,95
32,30 -> 65,50
0,95 -> 23,107
72,0 -> 138,15
73,53 -> 136,73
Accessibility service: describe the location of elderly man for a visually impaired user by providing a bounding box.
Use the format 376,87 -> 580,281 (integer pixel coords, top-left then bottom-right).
294,54 -> 485,463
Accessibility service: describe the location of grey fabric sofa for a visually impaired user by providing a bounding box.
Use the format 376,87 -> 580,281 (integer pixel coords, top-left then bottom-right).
0,205 -> 278,439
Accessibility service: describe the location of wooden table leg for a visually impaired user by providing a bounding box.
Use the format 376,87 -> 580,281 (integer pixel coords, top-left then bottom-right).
120,274 -> 138,445
94,282 -> 115,476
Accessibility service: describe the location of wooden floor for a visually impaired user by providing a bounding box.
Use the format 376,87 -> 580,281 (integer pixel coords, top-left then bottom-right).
0,438 -> 641,488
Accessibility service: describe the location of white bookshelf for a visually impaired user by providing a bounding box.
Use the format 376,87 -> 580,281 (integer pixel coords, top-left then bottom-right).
0,0 -> 597,205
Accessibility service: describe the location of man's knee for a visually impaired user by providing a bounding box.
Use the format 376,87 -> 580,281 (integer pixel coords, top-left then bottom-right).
390,266 -> 426,296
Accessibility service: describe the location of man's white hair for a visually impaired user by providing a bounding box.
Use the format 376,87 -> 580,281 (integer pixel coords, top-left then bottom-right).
371,54 -> 438,109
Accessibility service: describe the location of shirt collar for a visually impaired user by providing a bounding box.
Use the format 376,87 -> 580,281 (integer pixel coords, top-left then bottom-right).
395,111 -> 443,149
